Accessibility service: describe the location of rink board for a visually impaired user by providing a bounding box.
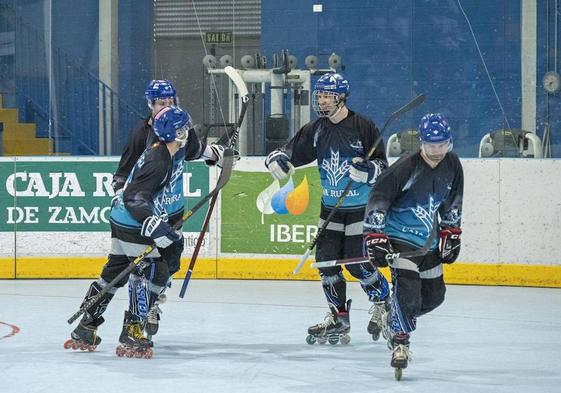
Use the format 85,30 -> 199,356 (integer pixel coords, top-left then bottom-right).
1,157 -> 561,287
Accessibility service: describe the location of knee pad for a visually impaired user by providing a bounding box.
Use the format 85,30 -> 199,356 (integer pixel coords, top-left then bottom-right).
81,280 -> 115,323
128,274 -> 150,319
320,271 -> 347,310
356,267 -> 389,302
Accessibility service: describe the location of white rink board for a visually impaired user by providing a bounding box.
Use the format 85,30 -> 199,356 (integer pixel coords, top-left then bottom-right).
1,157 -> 561,266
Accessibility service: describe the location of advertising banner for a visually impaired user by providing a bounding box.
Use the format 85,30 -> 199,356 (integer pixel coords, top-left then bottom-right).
221,167 -> 322,255
0,158 -> 209,232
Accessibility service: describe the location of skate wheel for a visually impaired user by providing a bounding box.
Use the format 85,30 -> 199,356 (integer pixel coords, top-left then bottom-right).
87,345 -> 96,352
317,337 -> 327,345
125,350 -> 134,358
144,349 -> 153,359
134,351 -> 143,358
116,346 -> 125,357
394,368 -> 402,381
328,335 -> 339,345
71,342 -> 79,350
306,335 -> 316,345
63,339 -> 74,350
340,334 -> 351,345
371,331 -> 380,341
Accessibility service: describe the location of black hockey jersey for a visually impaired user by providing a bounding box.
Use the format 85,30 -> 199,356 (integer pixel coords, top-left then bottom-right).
281,110 -> 387,209
364,151 -> 464,250
110,142 -> 175,230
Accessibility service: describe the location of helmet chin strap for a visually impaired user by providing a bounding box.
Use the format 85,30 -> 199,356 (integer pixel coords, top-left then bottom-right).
327,97 -> 346,121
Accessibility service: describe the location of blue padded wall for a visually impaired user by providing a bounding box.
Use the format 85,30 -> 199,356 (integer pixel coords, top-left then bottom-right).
262,0 -> 560,157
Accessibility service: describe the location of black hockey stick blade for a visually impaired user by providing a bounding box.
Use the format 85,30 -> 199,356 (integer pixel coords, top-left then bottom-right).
310,212 -> 439,269
293,94 -> 426,275
67,150 -> 235,325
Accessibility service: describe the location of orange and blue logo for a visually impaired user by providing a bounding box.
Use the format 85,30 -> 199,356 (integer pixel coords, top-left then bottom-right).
256,176 -> 309,216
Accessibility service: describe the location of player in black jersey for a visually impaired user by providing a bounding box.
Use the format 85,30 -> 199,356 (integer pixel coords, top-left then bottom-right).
111,80 -> 229,338
66,106 -> 229,357
363,113 -> 464,377
265,72 -> 390,344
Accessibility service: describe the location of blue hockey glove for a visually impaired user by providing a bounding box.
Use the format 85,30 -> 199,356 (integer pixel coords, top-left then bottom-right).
141,216 -> 182,249
349,157 -> 382,184
265,150 -> 295,180
205,144 -> 239,168
364,232 -> 393,267
439,227 -> 462,263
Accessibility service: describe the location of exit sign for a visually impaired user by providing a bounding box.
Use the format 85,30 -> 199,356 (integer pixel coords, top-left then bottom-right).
205,32 -> 232,44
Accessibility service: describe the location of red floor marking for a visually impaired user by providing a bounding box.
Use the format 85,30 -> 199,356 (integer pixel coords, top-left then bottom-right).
0,321 -> 20,339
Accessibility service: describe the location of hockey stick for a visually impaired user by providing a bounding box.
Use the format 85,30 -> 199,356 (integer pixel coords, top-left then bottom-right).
293,93 -> 426,274
178,66 -> 249,298
310,216 -> 438,269
67,150 -> 235,325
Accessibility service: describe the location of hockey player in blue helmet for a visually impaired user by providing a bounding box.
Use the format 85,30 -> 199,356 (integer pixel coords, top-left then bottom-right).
265,72 -> 390,345
363,113 -> 463,378
111,79 -> 235,339
67,106 -> 203,357
312,72 -> 350,119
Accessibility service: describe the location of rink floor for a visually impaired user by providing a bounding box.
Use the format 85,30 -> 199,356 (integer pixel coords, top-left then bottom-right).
1,279 -> 560,393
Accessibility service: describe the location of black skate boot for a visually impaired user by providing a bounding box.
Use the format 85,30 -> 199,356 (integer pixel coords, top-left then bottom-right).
306,300 -> 351,345
64,316 -> 104,352
390,333 -> 411,381
116,311 -> 154,359
64,281 -> 113,352
367,297 -> 389,341
145,293 -> 166,338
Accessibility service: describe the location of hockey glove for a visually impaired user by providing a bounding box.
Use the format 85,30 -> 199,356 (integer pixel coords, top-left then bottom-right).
439,227 -> 462,263
349,158 -> 381,185
205,144 -> 240,168
364,232 -> 393,267
264,150 -> 295,180
141,216 -> 182,249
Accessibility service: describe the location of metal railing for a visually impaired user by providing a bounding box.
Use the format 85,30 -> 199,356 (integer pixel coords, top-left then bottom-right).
0,2 -> 144,155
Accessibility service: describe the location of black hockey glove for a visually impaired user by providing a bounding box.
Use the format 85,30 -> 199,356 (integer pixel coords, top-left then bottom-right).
205,144 -> 240,168
364,232 -> 393,267
439,227 -> 462,263
141,216 -> 182,249
264,150 -> 295,180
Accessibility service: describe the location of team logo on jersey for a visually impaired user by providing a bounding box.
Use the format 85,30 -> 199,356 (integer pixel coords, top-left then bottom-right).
441,207 -> 461,226
350,140 -> 363,152
410,195 -> 440,232
256,176 -> 309,216
365,210 -> 386,230
321,149 -> 350,186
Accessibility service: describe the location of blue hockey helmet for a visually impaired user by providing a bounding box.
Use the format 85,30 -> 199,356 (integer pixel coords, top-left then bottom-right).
418,113 -> 452,143
153,106 -> 192,146
312,72 -> 350,117
313,72 -> 350,96
145,79 -> 177,104
418,113 -> 452,161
